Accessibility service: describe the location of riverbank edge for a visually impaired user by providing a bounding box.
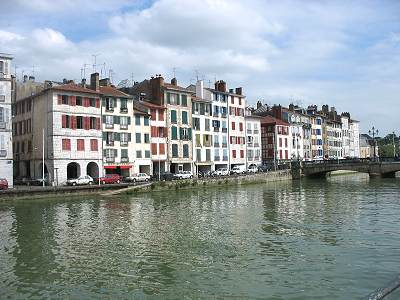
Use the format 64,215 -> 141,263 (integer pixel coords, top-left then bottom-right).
120,170 -> 292,195
0,170 -> 292,201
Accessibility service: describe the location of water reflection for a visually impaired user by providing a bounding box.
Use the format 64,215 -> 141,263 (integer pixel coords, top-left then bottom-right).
0,175 -> 399,299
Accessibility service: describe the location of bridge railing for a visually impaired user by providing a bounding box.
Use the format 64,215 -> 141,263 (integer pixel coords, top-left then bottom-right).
302,158 -> 371,166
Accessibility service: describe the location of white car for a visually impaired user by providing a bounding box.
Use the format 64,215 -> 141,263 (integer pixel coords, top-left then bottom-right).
173,171 -> 193,179
213,168 -> 229,176
126,173 -> 151,182
66,175 -> 93,186
247,165 -> 258,173
230,165 -> 246,175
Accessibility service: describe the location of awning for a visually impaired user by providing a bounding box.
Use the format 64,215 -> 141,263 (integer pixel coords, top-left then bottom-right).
104,166 -> 117,169
120,165 -> 132,169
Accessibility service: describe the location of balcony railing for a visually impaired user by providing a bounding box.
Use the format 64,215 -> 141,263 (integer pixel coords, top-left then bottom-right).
105,124 -> 114,129
120,124 -> 128,130
105,107 -> 114,112
222,143 -> 227,148
0,150 -> 7,157
120,108 -> 128,113
214,142 -> 220,147
247,129 -> 252,134
106,141 -> 114,146
222,156 -> 228,161
222,128 -> 227,133
120,141 -> 128,146
214,127 -> 220,132
105,157 -> 115,162
221,113 -> 227,118
214,156 -> 220,161
0,122 -> 6,129
254,143 -> 260,147
253,130 -> 259,134
121,157 -> 129,162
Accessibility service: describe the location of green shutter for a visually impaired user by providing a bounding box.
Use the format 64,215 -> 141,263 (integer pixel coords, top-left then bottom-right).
102,99 -> 106,106
114,116 -> 120,124
176,94 -> 180,105
182,111 -> 188,124
128,133 -> 131,142
188,128 -> 192,140
171,110 -> 177,122
114,132 -> 120,141
102,115 -> 106,123
114,149 -> 118,157
102,132 -> 107,140
172,126 -> 177,140
167,93 -> 171,104
128,117 -> 131,125
179,127 -> 183,139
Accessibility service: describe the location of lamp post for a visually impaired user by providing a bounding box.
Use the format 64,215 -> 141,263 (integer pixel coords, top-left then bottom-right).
368,126 -> 378,161
392,131 -> 396,158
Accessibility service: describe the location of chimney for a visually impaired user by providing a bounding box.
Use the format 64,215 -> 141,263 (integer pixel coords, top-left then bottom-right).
150,75 -> 164,104
219,80 -> 226,92
28,76 -> 35,82
257,101 -> 262,109
229,88 -> 234,93
196,80 -> 204,99
171,77 -> 177,86
235,87 -> 242,95
23,75 -> 28,82
99,78 -> 111,87
81,78 -> 86,88
90,72 -> 99,91
44,80 -> 53,89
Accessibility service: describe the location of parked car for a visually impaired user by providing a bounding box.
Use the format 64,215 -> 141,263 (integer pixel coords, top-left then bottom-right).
0,178 -> 8,190
258,165 -> 271,173
66,175 -> 93,186
126,173 -> 151,182
152,172 -> 174,181
247,165 -> 258,173
230,165 -> 246,175
99,174 -> 122,184
173,171 -> 193,180
213,168 -> 229,176
31,175 -> 50,186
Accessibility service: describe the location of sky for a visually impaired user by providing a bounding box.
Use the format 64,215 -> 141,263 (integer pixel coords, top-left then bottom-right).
0,0 -> 399,135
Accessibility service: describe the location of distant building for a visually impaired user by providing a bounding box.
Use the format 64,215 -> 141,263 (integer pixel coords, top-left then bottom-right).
0,53 -> 13,187
360,134 -> 378,159
245,108 -> 262,167
261,115 -> 290,164
307,106 -> 324,160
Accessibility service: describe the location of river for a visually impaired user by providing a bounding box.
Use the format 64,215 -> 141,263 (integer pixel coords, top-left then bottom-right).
1,174 -> 399,299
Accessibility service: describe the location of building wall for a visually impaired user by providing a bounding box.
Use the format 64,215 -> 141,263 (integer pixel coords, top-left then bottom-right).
228,94 -> 246,166
149,106 -> 167,174
0,54 -> 13,186
341,116 -> 350,158
246,117 -> 262,167
349,121 -> 360,158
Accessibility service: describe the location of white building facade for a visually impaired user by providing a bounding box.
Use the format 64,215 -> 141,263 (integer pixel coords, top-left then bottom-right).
349,120 -> 360,158
0,53 -> 13,187
245,112 -> 262,167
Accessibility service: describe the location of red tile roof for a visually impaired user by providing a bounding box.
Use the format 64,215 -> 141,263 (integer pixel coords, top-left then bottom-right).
139,101 -> 165,110
52,84 -> 101,95
99,86 -> 132,98
164,83 -> 191,92
261,115 -> 289,126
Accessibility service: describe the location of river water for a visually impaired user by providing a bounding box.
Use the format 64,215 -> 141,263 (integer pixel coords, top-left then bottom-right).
1,174 -> 400,299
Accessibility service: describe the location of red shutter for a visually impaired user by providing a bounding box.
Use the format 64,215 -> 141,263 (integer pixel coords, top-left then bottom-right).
159,110 -> 164,121
96,98 -> 100,108
164,127 -> 167,137
72,116 -> 77,129
232,150 -> 236,158
70,96 -> 76,106
240,150 -> 244,158
151,126 -> 156,137
96,118 -> 100,130
57,94 -> 62,105
62,115 -> 66,128
90,139 -> 98,151
151,143 -> 157,155
239,123 -> 243,131
83,97 -> 88,107
67,139 -> 71,150
159,143 -> 165,154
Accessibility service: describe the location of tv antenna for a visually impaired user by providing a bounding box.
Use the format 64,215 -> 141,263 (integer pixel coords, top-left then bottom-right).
172,67 -> 176,78
92,53 -> 100,72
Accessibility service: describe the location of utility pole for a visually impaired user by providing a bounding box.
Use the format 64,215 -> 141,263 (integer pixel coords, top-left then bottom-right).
393,131 -> 396,158
42,128 -> 45,187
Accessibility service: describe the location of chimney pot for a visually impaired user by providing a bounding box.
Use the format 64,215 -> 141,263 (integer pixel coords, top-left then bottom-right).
90,73 -> 99,91
171,77 -> 177,86
235,87 -> 242,95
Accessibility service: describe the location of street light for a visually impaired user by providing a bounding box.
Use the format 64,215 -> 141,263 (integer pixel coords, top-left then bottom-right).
368,126 -> 378,161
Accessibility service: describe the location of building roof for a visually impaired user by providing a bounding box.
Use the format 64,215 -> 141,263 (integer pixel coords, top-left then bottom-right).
99,85 -> 132,98
164,83 -> 191,93
139,100 -> 165,110
204,87 -> 245,98
52,83 -> 101,95
191,95 -> 212,103
261,115 -> 289,126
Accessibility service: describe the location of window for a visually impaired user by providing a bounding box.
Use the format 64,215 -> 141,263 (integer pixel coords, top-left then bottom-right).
171,126 -> 178,140
106,98 -> 114,111
172,144 -> 178,157
135,114 -> 141,125
182,111 -> 188,124
136,150 -> 142,158
120,99 -> 128,111
62,115 -> 71,129
62,139 -> 71,151
159,143 -> 165,154
62,95 -> 69,105
145,150 -> 150,158
144,133 -> 150,143
232,150 -> 236,158
232,122 -> 236,130
144,116 -> 149,126
240,150 -> 244,158
204,118 -> 210,131
76,96 -> 83,106
239,123 -> 243,131
77,139 -> 85,151
183,144 -> 189,158
231,96 -> 234,104
90,117 -> 97,130
151,143 -> 157,155
89,98 -> 96,107
120,133 -> 129,145
159,110 -> 164,121
193,117 -> 200,130
120,116 -> 129,129
121,149 -> 128,158
105,115 -> 113,127
171,110 -> 177,123
181,94 -> 188,107
167,93 -> 179,105
90,139 -> 98,151
105,149 -> 115,158
77,116 -> 83,129
136,133 -> 141,143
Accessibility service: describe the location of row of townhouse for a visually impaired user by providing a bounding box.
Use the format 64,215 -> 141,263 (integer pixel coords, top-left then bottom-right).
9,69 -> 362,185
253,103 -> 361,164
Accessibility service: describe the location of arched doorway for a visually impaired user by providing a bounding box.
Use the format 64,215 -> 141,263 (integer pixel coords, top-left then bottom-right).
67,162 -> 80,179
86,162 -> 99,178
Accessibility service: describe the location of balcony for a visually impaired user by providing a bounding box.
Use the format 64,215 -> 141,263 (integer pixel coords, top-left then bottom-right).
120,124 -> 128,130
120,141 -> 129,147
214,156 -> 220,161
247,157 -> 253,161
247,129 -> 252,134
0,150 -> 6,157
254,143 -> 260,147
213,127 -> 220,132
253,130 -> 259,134
221,113 -> 227,118
214,142 -> 220,147
105,124 -> 114,129
222,143 -> 227,148
121,157 -> 129,162
105,107 -> 114,112
213,112 -> 219,117
106,141 -> 114,146
222,128 -> 227,133
120,108 -> 128,113
222,156 -> 228,161
0,122 -> 6,129
255,156 -> 260,160
0,95 -> 5,102
105,157 -> 115,163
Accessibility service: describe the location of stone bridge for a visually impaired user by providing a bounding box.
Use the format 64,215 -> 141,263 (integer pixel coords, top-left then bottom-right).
300,159 -> 400,178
